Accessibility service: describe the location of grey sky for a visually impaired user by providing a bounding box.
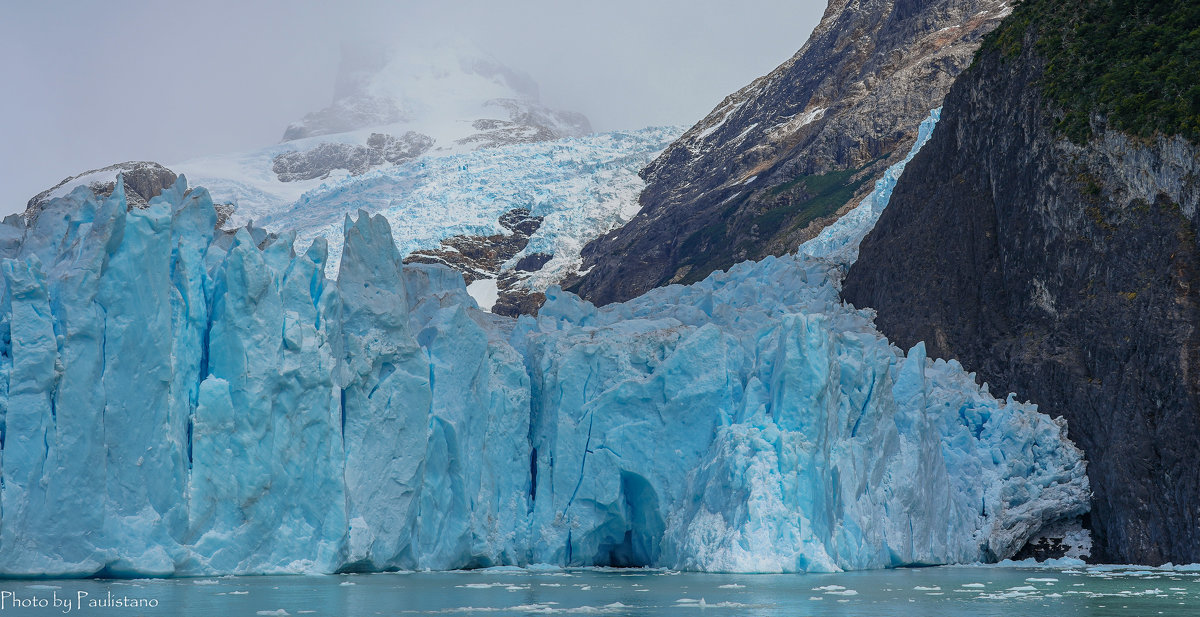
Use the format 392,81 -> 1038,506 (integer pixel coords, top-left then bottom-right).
0,1 -> 825,215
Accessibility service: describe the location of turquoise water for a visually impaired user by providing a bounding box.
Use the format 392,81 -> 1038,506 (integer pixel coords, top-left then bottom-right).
1,565 -> 1198,616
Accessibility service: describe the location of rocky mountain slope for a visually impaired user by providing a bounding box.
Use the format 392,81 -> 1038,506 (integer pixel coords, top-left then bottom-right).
844,0 -> 1200,564
568,0 -> 1012,306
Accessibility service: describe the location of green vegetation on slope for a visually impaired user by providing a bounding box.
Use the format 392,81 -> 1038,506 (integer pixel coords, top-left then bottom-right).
674,168 -> 869,285
985,0 -> 1200,143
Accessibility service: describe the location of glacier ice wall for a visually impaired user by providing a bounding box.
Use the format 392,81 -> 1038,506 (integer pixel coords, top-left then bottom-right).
516,255 -> 1087,572
0,182 -> 530,576
0,171 -> 1087,577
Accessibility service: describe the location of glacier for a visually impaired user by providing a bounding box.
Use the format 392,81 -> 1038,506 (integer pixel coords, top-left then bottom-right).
174,126 -> 681,294
518,262 -> 1086,572
0,162 -> 1089,576
800,108 -> 942,267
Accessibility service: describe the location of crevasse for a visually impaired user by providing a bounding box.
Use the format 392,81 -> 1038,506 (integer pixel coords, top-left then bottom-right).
0,113 -> 1087,576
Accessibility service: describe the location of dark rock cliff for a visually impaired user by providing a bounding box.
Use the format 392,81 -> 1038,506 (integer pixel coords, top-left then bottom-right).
568,0 -> 1011,306
403,208 -> 547,316
844,9 -> 1200,563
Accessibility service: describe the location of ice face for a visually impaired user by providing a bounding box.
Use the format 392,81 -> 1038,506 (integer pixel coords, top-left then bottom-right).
0,170 -> 1087,576
516,255 -> 1088,572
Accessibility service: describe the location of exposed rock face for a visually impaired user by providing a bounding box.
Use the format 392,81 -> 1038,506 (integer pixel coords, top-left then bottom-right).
404,208 -> 548,316
569,0 -> 1011,306
272,132 -> 434,182
213,202 -> 237,228
368,132 -> 435,163
456,100 -> 592,150
843,30 -> 1200,564
24,161 -> 178,225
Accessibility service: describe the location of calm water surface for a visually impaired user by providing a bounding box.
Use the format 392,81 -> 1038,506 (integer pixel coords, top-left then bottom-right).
2,565 -> 1198,616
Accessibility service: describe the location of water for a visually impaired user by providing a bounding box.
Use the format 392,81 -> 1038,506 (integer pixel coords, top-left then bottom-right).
1,565 -> 1197,616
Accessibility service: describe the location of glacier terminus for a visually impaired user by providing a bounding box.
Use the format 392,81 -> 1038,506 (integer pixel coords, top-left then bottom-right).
0,110 -> 1088,576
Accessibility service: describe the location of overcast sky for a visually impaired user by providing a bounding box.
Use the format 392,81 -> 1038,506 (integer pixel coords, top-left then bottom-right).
0,1 -> 825,215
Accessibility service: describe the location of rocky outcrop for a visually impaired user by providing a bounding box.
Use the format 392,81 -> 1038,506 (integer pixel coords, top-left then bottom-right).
214,202 -> 237,228
568,0 -> 1011,306
843,20 -> 1200,563
403,208 -> 547,316
24,161 -> 178,225
272,132 -> 434,182
24,162 -> 240,231
455,99 -> 591,149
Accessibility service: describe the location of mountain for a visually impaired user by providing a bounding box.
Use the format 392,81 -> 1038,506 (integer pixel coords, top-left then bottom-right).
566,0 -> 1013,306
174,127 -> 679,316
174,42 -> 596,227
843,0 -> 1200,564
148,44 -> 675,316
19,46 -> 668,318
0,175 -> 1085,576
281,41 -> 590,145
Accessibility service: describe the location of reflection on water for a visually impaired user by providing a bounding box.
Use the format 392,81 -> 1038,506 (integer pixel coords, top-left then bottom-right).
1,564 -> 1198,616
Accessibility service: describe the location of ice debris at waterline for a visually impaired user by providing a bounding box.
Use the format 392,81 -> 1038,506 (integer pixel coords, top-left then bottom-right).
0,177 -> 1088,576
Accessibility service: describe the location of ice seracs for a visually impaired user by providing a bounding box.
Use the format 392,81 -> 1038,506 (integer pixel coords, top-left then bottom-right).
518,256 -> 1087,572
0,168 -> 1088,576
173,126 -> 681,315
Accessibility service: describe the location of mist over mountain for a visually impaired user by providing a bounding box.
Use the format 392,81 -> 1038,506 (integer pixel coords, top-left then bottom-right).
0,1 -> 824,215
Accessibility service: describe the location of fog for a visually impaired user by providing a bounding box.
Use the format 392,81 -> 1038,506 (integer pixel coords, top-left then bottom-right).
0,0 -> 825,215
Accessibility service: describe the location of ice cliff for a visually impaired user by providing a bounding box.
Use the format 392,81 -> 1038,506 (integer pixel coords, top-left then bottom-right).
0,170 -> 1087,576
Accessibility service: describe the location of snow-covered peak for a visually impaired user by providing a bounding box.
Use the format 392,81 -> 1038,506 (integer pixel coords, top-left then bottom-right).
282,40 -> 589,144
360,39 -> 540,107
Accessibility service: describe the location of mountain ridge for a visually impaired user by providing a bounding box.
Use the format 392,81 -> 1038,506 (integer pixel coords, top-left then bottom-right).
567,0 -> 1012,306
